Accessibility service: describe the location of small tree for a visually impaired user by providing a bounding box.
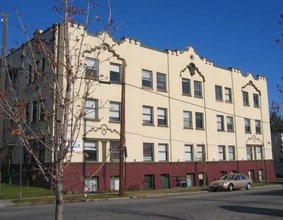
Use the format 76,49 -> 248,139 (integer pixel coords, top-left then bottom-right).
0,1 -> 116,219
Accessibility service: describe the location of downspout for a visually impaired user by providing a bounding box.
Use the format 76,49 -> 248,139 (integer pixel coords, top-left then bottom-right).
230,69 -> 239,171
166,51 -> 173,162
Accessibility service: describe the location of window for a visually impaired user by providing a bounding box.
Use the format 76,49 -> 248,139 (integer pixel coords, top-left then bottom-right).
195,112 -> 204,129
41,57 -> 46,72
218,145 -> 226,161
110,141 -> 120,161
228,145 -> 235,160
244,118 -> 251,133
242,91 -> 249,106
226,116 -> 234,132
182,78 -> 191,95
253,93 -> 260,108
157,72 -> 167,91
196,144 -> 204,161
25,103 -> 30,123
142,69 -> 153,88
194,80 -> 202,98
85,99 -> 98,120
28,64 -> 34,84
110,63 -> 121,83
255,120 -> 261,134
85,57 -> 99,79
109,102 -> 120,122
157,107 -> 167,126
158,143 -> 168,161
255,146 -> 263,160
215,85 -> 223,101
183,111 -> 193,128
217,115 -> 224,131
143,106 -> 154,125
143,143 -> 154,161
246,145 -> 253,160
84,141 -> 98,161
224,87 -> 232,102
32,101 -> 40,123
184,144 -> 193,161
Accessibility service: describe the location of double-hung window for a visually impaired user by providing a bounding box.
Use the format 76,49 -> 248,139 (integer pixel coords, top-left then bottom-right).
157,72 -> 167,91
253,93 -> 260,108
255,120 -> 261,134
195,112 -> 204,129
184,144 -> 193,161
246,145 -> 253,160
194,80 -> 202,98
85,57 -> 99,79
110,141 -> 120,161
158,143 -> 168,161
157,107 -> 167,126
109,102 -> 120,122
224,87 -> 232,102
196,144 -> 204,161
110,63 -> 121,83
217,115 -> 224,131
228,145 -> 235,160
183,111 -> 193,128
242,91 -> 249,106
143,143 -> 154,161
218,145 -> 226,161
84,141 -> 98,161
226,116 -> 234,132
215,85 -> 223,101
85,99 -> 98,120
244,118 -> 251,133
143,106 -> 154,125
255,146 -> 263,160
142,69 -> 153,88
182,78 -> 191,95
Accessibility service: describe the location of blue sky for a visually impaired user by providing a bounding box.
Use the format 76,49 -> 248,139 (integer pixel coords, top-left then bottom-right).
1,0 -> 283,113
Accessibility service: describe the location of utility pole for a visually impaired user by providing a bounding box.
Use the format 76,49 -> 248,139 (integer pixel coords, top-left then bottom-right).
0,11 -> 8,197
119,60 -> 126,197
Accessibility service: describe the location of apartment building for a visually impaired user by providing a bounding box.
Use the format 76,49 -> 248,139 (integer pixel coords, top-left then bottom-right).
1,23 -> 275,192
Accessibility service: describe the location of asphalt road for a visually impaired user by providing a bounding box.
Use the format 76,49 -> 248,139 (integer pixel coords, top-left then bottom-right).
0,185 -> 282,220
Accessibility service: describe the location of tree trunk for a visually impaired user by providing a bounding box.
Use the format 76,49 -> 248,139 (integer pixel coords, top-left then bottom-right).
55,161 -> 64,220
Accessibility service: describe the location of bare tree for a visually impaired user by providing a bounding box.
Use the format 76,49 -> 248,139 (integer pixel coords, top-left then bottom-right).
0,0 -> 116,219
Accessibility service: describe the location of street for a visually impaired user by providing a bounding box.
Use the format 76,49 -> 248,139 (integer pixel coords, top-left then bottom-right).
0,185 -> 282,220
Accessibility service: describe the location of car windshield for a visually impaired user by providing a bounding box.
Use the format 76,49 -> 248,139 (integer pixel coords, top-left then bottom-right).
221,174 -> 235,180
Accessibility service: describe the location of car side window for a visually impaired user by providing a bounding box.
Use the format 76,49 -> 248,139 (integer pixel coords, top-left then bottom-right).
235,175 -> 240,180
240,175 -> 247,180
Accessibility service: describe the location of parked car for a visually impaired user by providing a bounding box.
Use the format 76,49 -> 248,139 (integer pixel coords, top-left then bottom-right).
209,173 -> 252,191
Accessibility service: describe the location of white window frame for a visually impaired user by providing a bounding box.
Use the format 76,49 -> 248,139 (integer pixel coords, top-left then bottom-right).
158,143 -> 168,161
215,85 -> 223,101
142,69 -> 153,88
226,116 -> 234,132
85,99 -> 98,120
143,106 -> 154,125
157,107 -> 167,126
156,72 -> 167,91
182,78 -> 191,95
110,63 -> 121,83
217,115 -> 224,131
218,145 -> 226,161
184,144 -> 193,161
183,111 -> 193,128
109,102 -> 120,122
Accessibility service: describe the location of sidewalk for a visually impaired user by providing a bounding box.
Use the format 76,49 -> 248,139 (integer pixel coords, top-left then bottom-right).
0,200 -> 14,207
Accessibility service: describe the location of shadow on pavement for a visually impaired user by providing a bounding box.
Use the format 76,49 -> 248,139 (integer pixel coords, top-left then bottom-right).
220,205 -> 283,218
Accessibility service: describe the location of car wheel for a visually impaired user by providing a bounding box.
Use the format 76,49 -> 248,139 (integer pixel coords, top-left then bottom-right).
228,184 -> 233,191
246,183 -> 251,190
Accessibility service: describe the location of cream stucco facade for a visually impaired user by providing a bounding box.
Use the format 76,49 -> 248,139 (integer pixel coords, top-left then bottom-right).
2,23 -> 275,191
